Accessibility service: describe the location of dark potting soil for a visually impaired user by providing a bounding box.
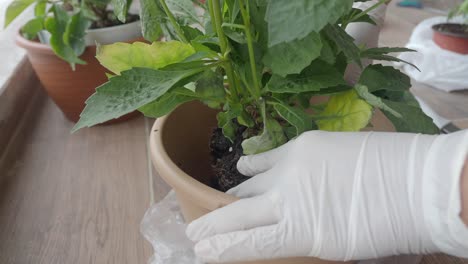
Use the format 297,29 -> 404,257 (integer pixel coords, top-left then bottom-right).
433,23 -> 468,38
90,12 -> 140,29
210,127 -> 250,192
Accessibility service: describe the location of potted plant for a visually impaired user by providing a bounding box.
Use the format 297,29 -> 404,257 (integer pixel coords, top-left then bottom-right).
74,0 -> 438,263
4,0 -> 143,122
432,0 -> 468,54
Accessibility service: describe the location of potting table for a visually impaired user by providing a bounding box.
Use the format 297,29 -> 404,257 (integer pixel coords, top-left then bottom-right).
0,1 -> 466,264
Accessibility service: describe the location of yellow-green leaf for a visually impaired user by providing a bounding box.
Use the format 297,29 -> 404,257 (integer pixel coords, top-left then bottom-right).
96,41 -> 196,75
4,0 -> 36,28
317,90 -> 373,131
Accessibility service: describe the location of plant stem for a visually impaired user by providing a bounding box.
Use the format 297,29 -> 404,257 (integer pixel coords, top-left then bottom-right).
209,0 -> 239,101
222,22 -> 246,30
238,0 -> 261,99
159,0 -> 188,43
210,0 -> 228,54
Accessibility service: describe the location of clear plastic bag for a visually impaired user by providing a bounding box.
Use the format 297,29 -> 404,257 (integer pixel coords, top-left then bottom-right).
141,191 -> 422,264
398,16 -> 468,92
140,191 -> 203,264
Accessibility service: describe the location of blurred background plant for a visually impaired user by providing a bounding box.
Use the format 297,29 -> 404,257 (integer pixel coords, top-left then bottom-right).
4,0 -> 136,68
448,0 -> 468,24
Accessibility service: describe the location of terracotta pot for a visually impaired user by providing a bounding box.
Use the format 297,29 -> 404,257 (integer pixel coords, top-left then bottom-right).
150,101 -> 375,264
432,23 -> 468,54
15,21 -> 143,123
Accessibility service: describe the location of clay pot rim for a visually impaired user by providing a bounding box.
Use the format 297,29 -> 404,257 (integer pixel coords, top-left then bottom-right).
432,23 -> 468,39
15,19 -> 142,54
150,115 -> 238,212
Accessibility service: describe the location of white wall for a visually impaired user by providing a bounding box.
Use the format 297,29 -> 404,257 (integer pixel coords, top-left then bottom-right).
0,0 -> 33,95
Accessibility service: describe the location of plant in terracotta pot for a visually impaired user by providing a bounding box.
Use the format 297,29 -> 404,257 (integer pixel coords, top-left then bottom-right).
4,0 -> 143,122
73,0 -> 438,263
432,0 -> 468,54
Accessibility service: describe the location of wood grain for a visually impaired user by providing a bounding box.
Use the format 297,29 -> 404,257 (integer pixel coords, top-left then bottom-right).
0,95 -> 152,264
0,58 -> 40,165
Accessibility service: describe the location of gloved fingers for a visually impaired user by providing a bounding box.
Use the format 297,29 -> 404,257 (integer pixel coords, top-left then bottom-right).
227,170 -> 276,198
237,141 -> 290,176
194,225 -> 283,263
186,194 -> 280,242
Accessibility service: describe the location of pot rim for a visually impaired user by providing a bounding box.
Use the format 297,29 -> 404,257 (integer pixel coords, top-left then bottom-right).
85,19 -> 140,34
432,23 -> 468,39
15,20 -> 142,54
150,115 -> 238,212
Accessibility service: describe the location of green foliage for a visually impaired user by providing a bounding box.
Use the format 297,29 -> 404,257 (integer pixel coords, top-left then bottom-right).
448,0 -> 468,24
5,0 -> 135,68
75,0 -> 439,155
112,0 -> 131,23
72,67 -> 203,131
242,102 -> 287,155
45,5 -> 87,69
4,0 -> 36,27
21,17 -> 44,39
273,102 -> 314,136
316,90 -> 373,132
139,0 -> 164,41
263,32 -> 322,77
96,41 -> 196,74
265,0 -> 353,46
355,65 -> 439,134
265,60 -> 346,93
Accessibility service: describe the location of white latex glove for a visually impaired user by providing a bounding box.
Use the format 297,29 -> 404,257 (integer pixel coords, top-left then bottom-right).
345,1 -> 389,84
186,131 -> 468,263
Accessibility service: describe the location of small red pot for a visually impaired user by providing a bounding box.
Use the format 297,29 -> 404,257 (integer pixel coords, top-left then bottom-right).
432,23 -> 468,54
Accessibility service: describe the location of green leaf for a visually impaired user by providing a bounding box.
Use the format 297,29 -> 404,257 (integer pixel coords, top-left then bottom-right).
34,0 -> 47,17
316,90 -> 373,131
63,11 -> 92,56
96,41 -> 196,74
73,68 -> 203,131
21,17 -> 44,40
343,8 -> 376,25
138,88 -> 196,118
166,0 -> 201,26
266,60 -> 346,93
273,102 -> 314,136
194,70 -> 226,108
4,0 -> 36,28
358,64 -> 411,93
323,24 -> 361,66
140,0 -> 164,42
319,33 -> 336,65
360,47 -> 419,70
263,31 -> 322,77
112,0 -> 130,23
381,99 -> 439,134
182,25 -> 204,41
242,117 -> 287,155
45,5 -> 86,69
361,47 -> 416,56
217,112 -> 236,142
265,0 -> 354,46
355,84 -> 401,118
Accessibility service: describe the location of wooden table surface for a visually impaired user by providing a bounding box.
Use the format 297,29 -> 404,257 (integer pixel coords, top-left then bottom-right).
0,2 -> 466,264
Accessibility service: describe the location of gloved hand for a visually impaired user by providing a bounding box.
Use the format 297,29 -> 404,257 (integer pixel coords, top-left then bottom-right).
186,131 -> 468,263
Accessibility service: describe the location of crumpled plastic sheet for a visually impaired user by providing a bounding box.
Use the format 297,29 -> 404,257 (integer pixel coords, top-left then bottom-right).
141,191 -> 422,264
140,191 -> 203,264
397,16 -> 468,92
